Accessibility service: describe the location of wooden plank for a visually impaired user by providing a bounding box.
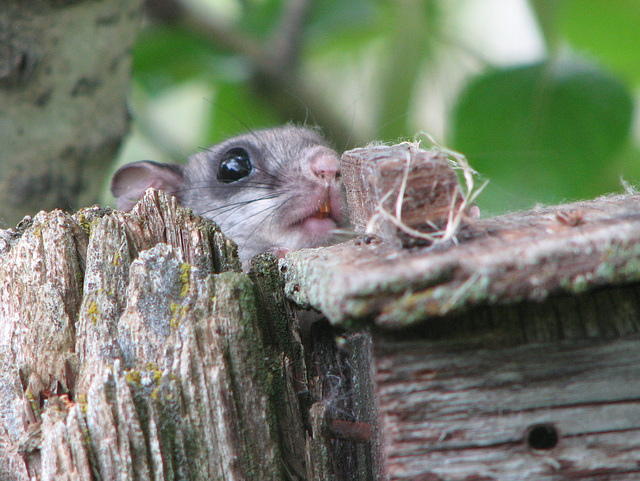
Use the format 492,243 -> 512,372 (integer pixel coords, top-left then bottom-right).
375,336 -> 640,480
282,194 -> 640,331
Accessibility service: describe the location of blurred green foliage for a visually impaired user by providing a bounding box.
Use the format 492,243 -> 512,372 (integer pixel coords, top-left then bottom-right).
126,0 -> 639,214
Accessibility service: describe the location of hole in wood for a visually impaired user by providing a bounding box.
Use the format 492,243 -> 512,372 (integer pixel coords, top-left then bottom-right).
526,423 -> 559,450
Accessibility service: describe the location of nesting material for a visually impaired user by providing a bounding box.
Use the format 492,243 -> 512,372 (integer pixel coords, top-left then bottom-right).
340,139 -> 484,248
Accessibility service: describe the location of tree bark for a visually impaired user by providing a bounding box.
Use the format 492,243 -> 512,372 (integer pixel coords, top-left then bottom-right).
0,0 -> 143,227
0,190 -> 380,480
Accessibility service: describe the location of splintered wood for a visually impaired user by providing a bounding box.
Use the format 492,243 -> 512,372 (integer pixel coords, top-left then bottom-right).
340,143 -> 468,247
0,189 -> 382,481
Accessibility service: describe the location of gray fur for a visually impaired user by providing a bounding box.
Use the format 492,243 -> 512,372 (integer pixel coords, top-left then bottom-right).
111,125 -> 345,265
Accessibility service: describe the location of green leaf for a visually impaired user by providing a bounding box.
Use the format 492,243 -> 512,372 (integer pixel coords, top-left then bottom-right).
238,0 -> 282,38
376,0 -> 441,141
451,56 -> 633,213
133,25 -> 255,94
132,27 -> 214,91
305,0 -> 381,55
206,82 -> 282,144
556,0 -> 640,85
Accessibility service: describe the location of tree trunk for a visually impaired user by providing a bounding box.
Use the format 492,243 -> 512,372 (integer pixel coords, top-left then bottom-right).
0,189 -> 381,480
0,0 -> 143,227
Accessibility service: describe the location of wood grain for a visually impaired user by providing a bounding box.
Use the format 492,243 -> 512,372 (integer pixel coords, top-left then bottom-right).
283,194 -> 640,333
375,336 -> 640,480
0,189 -> 347,480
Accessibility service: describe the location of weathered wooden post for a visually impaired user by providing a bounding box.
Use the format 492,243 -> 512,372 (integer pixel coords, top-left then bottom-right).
0,190 -> 356,480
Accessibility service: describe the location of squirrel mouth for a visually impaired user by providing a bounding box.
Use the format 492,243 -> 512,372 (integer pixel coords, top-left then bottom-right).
290,198 -> 337,234
310,199 -> 332,220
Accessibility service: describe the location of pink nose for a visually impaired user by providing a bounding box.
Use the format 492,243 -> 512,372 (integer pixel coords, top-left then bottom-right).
310,150 -> 340,182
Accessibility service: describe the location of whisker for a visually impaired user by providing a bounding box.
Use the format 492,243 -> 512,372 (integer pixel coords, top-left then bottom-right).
224,200 -> 280,231
197,193 -> 284,219
174,181 -> 280,195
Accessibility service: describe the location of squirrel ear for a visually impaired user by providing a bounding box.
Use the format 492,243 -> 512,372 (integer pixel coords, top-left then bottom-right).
110,160 -> 184,211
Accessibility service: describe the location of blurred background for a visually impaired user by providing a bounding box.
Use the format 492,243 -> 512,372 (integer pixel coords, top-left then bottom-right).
111,0 -> 640,215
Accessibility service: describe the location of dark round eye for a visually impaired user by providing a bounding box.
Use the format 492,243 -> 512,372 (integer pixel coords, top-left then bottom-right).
217,148 -> 253,183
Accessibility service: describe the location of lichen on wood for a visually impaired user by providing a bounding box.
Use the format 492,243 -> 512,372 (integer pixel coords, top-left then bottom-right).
282,193 -> 640,333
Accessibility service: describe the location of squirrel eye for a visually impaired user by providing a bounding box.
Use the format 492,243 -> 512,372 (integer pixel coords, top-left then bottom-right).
217,148 -> 253,183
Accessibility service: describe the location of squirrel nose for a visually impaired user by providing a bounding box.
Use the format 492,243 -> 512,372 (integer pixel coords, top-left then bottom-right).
310,149 -> 340,182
